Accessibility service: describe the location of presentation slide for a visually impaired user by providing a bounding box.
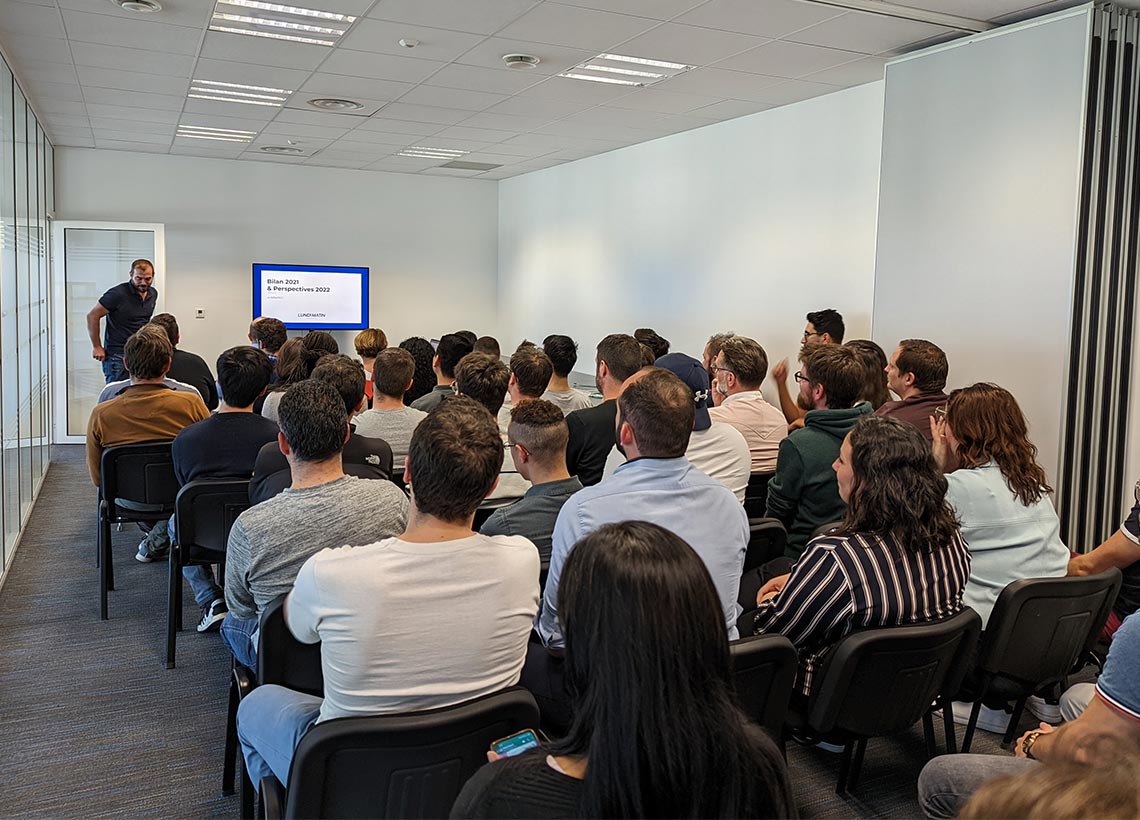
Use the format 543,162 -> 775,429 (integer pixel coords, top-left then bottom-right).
252,263 -> 368,330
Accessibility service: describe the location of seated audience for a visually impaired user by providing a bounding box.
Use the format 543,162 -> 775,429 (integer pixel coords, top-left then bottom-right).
564,334 -> 642,487
753,416 -> 970,701
474,336 -> 501,357
604,356 -> 751,503
142,347 -> 279,631
455,352 -> 529,500
353,327 -> 387,407
480,399 -> 582,564
637,343 -> 656,367
1067,477 -> 1140,641
222,379 -> 409,668
876,338 -> 949,438
541,334 -> 593,415
302,329 -> 339,356
410,333 -> 473,412
236,396 -> 538,788
85,326 -> 209,490
708,336 -> 787,474
633,327 -> 670,360
845,339 -> 891,410
398,336 -> 437,406
918,610 -> 1140,819
351,347 -> 427,469
703,331 -> 735,407
148,313 -> 218,410
250,355 -> 394,504
766,344 -> 871,559
259,337 -> 327,423
498,345 -> 553,432
773,308 -> 845,425
452,521 -> 794,819
455,329 -> 479,347
248,316 -> 287,363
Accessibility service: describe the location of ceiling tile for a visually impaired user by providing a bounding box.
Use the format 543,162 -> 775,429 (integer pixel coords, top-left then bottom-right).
47,126 -> 94,138
655,66 -> 782,101
802,55 -> 886,86
91,128 -> 174,145
294,0 -> 377,15
785,11 -> 956,55
644,112 -> 719,134
77,66 -> 189,96
61,9 -> 200,55
501,131 -> 622,151
604,87 -> 722,114
192,58 -> 312,93
261,121 -> 351,140
610,22 -> 767,67
714,39 -> 861,78
334,130 -> 421,147
685,98 -> 773,120
40,113 -> 92,129
425,64 -> 545,95
0,2 -> 65,39
175,112 -> 271,132
459,111 -> 554,132
1,34 -> 74,65
90,117 -> 178,136
93,138 -> 169,153
297,73 -> 412,102
81,86 -> 185,111
71,42 -> 196,77
558,106 -> 669,129
554,0 -> 706,19
17,60 -> 80,86
676,0 -> 845,38
535,119 -> 655,144
37,98 -> 88,116
274,107 -> 374,126
516,75 -> 637,104
455,37 -> 595,76
397,84 -> 508,112
238,150 -> 309,163
365,155 -> 442,171
198,29 -> 331,70
432,124 -> 514,143
25,80 -> 86,102
363,102 -> 470,125
352,116 -> 442,135
319,49 -> 446,83
485,94 -> 590,119
365,0 -> 539,36
171,142 -> 247,158
52,135 -> 95,147
462,143 -> 556,158
182,97 -> 280,121
337,19 -> 484,61
322,140 -> 402,156
897,1 -> 1040,21
496,3 -> 659,50
84,104 -> 182,124
56,0 -> 215,30
305,155 -> 371,169
249,134 -> 331,152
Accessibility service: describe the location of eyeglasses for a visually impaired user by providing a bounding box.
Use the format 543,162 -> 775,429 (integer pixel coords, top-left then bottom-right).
802,330 -> 820,340
711,365 -> 734,375
508,440 -> 529,458
793,371 -> 809,383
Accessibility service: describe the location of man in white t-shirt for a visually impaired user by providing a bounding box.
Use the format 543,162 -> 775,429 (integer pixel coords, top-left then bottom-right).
237,396 -> 540,788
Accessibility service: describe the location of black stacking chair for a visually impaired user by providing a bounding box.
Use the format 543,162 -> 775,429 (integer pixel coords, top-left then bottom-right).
97,441 -> 179,620
787,608 -> 981,795
473,496 -> 520,530
730,634 -> 797,746
958,569 -> 1121,752
224,594 -> 323,818
166,479 -> 251,669
260,687 -> 540,819
744,518 -> 787,574
743,472 -> 775,518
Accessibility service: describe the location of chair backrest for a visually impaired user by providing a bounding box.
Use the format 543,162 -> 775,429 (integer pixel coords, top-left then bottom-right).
743,472 -> 774,519
101,441 -> 179,517
472,496 -> 520,530
977,569 -> 1122,690
730,634 -> 797,738
258,594 -> 324,696
284,687 -> 541,819
744,518 -> 787,573
808,608 -> 982,737
175,479 -> 251,559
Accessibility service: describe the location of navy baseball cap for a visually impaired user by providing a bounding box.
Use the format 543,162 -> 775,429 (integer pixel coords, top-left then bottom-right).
655,352 -> 712,431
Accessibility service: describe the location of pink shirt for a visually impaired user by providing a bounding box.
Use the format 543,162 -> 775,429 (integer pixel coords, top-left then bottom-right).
709,390 -> 788,473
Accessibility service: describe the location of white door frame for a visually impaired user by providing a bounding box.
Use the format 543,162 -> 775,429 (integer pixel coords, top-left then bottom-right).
51,221 -> 166,444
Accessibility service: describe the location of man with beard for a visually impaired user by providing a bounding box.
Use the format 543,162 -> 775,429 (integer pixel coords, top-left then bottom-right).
87,258 -> 159,383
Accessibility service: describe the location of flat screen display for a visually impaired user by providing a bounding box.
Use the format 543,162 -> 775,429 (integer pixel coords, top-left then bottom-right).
252,263 -> 369,330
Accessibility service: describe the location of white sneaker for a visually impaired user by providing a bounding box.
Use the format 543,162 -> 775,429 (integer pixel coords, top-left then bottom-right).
950,700 -> 1011,734
1026,695 -> 1062,724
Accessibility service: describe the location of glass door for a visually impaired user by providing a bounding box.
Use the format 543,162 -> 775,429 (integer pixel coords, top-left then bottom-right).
51,223 -> 165,443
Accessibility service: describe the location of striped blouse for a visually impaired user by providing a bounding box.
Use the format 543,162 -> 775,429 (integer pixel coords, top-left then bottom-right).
752,529 -> 972,696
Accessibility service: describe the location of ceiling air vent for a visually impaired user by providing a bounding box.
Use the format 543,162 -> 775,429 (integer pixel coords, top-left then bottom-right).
110,0 -> 162,11
502,54 -> 540,70
440,161 -> 502,171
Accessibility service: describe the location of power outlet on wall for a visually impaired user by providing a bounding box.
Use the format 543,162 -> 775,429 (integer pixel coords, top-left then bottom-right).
195,309 -> 206,319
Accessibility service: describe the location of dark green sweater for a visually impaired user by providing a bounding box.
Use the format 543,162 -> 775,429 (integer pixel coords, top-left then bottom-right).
766,402 -> 873,559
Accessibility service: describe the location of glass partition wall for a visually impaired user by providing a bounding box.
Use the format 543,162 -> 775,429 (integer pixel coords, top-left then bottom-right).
0,56 -> 54,577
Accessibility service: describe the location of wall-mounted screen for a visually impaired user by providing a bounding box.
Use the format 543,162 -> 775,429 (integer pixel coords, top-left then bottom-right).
252,263 -> 368,330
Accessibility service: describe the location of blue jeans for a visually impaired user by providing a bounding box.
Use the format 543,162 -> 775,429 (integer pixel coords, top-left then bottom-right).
221,612 -> 259,669
102,353 -> 125,384
238,684 -> 323,788
918,754 -> 1035,818
144,515 -> 224,607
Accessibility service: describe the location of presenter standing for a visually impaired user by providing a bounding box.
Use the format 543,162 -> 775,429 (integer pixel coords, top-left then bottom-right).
86,258 -> 158,383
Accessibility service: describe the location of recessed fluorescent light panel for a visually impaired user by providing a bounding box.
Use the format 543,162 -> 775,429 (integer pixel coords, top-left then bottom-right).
177,125 -> 257,142
397,146 -> 469,161
188,79 -> 292,108
209,0 -> 356,46
558,53 -> 695,88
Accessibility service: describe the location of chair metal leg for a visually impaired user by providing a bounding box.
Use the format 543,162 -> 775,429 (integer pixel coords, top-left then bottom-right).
923,711 -> 936,758
223,673 -> 239,795
941,697 -> 958,754
961,700 -> 982,753
104,516 -> 115,593
100,511 -> 111,621
240,757 -> 256,820
848,738 -> 868,792
836,740 -> 854,795
165,545 -> 179,669
1003,697 -> 1028,748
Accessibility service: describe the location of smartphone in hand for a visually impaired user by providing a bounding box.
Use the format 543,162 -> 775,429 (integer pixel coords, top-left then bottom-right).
490,729 -> 540,758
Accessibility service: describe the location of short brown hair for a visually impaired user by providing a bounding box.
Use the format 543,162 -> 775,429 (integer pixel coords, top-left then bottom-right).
249,317 -> 287,353
148,313 -> 179,348
123,326 -> 172,380
510,346 -> 554,399
130,258 -> 153,274
455,352 -> 510,415
597,334 -> 643,382
473,336 -> 501,357
718,336 -> 768,389
408,396 -> 503,523
896,339 -> 948,393
618,368 -> 694,458
509,399 -> 568,466
803,344 -> 864,409
353,328 -> 387,359
373,347 -> 415,398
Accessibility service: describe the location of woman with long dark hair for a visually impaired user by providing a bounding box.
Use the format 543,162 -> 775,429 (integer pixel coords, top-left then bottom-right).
452,521 -> 794,819
845,339 -> 890,410
399,336 -> 437,406
753,415 -> 971,701
259,338 -> 328,423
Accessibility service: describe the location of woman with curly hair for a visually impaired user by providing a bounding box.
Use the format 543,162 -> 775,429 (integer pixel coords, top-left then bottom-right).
399,336 -> 437,406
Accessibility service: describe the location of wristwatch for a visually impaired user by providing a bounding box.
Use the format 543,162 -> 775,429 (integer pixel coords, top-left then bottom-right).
1021,730 -> 1043,760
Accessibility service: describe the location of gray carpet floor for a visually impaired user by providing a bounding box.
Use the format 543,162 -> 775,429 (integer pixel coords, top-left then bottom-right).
0,445 -> 1027,818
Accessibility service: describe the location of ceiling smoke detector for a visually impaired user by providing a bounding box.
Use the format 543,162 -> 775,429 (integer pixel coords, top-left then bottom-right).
308,97 -> 364,111
502,53 -> 540,70
110,0 -> 163,11
260,145 -> 304,154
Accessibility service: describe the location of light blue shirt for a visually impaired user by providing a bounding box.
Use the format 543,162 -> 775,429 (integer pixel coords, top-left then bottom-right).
945,462 -> 1069,627
538,456 -> 749,648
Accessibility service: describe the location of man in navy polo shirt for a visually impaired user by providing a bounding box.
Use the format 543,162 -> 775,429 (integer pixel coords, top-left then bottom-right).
86,258 -> 158,383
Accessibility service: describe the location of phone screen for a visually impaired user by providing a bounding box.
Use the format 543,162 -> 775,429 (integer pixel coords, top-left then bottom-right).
491,729 -> 539,757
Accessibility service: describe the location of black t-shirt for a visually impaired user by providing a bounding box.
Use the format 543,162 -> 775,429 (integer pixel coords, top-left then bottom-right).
248,431 -> 395,505
172,412 -> 281,485
168,348 -> 219,411
1116,498 -> 1140,619
564,400 -> 617,487
98,282 -> 158,353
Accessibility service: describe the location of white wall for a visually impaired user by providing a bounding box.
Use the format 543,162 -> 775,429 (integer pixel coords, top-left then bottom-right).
498,82 -> 885,383
56,149 -> 499,369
